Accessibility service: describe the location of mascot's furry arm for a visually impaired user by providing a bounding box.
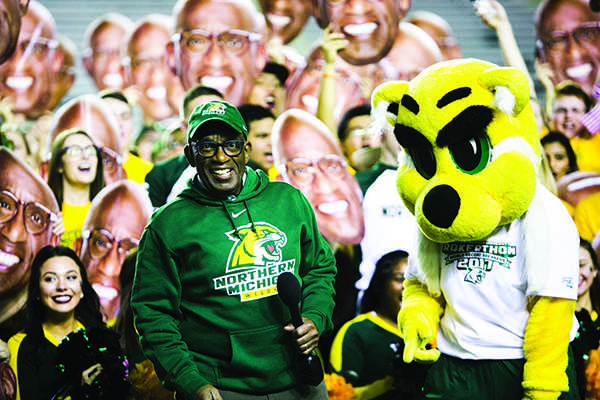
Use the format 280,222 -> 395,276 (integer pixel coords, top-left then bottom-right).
397,279 -> 443,363
523,296 -> 575,400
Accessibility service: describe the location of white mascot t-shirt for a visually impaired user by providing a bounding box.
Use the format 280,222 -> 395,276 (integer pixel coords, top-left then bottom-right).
435,216 -> 579,360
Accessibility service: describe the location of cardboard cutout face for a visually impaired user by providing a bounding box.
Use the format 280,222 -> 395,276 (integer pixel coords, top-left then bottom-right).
126,20 -> 174,121
285,46 -> 365,126
316,0 -> 411,65
381,22 -> 443,82
84,21 -> 128,91
259,0 -> 312,44
536,0 -> 600,96
273,110 -> 364,245
78,181 -> 150,321
47,97 -> 125,185
0,148 -> 58,302
408,11 -> 462,61
169,0 -> 267,106
0,1 -> 56,119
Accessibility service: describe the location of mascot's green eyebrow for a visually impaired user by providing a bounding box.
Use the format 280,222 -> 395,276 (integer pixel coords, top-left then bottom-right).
437,87 -> 472,108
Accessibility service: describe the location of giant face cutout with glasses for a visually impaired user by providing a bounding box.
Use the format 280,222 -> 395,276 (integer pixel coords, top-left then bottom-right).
76,180 -> 152,321
272,109 -> 364,245
0,0 -> 57,119
45,95 -> 125,185
125,15 -> 174,122
0,147 -> 59,314
167,0 -> 267,106
82,14 -> 133,91
536,0 -> 600,97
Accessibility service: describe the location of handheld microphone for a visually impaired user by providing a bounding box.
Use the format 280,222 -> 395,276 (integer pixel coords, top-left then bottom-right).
277,272 -> 324,386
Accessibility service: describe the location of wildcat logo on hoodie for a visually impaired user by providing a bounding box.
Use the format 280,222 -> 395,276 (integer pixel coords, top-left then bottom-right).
213,223 -> 295,301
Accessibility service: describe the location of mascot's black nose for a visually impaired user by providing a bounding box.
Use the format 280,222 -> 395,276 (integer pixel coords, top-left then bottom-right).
423,185 -> 461,229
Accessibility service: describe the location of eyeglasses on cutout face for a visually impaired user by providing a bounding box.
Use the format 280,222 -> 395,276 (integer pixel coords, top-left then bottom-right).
125,54 -> 167,73
82,228 -> 139,261
173,29 -> 261,57
15,37 -> 58,62
538,22 -> 600,55
99,147 -> 123,174
285,155 -> 348,186
0,189 -> 57,235
192,139 -> 246,158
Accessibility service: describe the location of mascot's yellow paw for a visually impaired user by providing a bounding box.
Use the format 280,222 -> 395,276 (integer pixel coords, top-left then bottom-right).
398,280 -> 443,363
399,310 -> 440,363
522,389 -> 560,400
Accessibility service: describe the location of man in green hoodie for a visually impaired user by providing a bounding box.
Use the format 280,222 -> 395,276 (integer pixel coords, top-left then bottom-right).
131,100 -> 336,400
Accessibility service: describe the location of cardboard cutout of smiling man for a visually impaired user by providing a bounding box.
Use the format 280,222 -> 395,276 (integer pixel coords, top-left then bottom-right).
313,0 -> 412,66
0,0 -> 59,119
166,0 -> 268,106
75,180 -> 152,321
535,0 -> 600,98
272,108 -> 364,247
0,147 -> 60,341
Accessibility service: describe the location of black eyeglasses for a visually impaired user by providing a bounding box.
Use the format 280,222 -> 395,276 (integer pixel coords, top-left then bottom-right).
173,29 -> 261,57
0,189 -> 57,235
192,140 -> 246,158
285,155 -> 348,186
82,228 -> 139,261
538,22 -> 600,54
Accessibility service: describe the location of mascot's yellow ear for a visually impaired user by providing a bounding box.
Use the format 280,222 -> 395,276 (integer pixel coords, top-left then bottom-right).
371,81 -> 409,125
478,66 -> 529,116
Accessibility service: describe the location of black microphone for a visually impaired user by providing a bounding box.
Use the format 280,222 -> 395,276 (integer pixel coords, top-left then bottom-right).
277,272 -> 324,386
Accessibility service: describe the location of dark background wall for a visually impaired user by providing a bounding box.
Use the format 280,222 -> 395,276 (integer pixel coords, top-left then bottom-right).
42,0 -> 544,100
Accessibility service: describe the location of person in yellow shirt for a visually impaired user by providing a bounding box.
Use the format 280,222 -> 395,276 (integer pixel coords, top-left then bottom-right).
47,128 -> 105,249
574,191 -> 600,242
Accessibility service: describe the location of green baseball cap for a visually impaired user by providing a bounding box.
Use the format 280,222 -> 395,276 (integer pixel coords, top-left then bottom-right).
187,100 -> 248,141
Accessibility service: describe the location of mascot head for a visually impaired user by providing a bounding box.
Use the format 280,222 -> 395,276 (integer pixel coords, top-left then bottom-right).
372,59 -> 540,243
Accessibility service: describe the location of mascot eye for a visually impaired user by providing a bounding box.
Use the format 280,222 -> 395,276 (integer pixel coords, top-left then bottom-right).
395,124 -> 436,179
449,135 -> 491,175
408,144 -> 436,180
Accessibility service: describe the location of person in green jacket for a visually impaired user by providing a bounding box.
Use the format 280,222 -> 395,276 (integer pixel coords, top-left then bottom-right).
131,100 -> 337,400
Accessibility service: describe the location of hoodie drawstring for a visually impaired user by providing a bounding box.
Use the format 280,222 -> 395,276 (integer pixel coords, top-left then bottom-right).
222,200 -> 257,239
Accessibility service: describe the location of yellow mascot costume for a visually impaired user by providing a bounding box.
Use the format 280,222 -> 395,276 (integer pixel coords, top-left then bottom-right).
371,59 -> 580,400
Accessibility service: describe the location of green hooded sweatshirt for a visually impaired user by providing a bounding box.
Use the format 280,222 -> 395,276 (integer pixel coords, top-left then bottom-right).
131,168 -> 337,398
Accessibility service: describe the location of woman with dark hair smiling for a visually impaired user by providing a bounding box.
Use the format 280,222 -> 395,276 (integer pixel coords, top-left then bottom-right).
47,129 -> 105,248
7,245 -> 126,400
541,131 -> 579,182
